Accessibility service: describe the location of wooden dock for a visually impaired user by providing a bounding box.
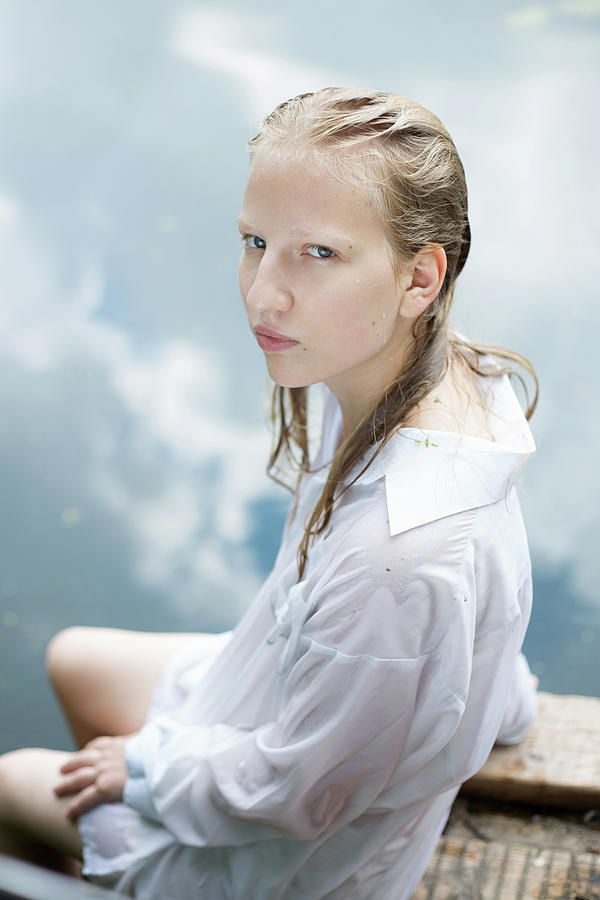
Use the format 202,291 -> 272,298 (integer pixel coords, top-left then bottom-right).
414,691 -> 600,898
0,691 -> 598,898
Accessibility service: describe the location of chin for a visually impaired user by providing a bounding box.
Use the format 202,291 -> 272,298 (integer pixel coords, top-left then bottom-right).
266,365 -> 316,391
270,377 -> 312,389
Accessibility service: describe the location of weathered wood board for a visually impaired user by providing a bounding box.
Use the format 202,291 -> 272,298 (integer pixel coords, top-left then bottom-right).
460,692 -> 600,810
413,833 -> 599,899
414,796 -> 600,899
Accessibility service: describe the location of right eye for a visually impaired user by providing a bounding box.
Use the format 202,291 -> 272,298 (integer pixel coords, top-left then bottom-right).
242,235 -> 266,250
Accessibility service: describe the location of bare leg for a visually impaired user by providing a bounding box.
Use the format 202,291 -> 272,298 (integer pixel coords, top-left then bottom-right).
46,627 -> 221,747
0,748 -> 83,874
0,629 -> 222,873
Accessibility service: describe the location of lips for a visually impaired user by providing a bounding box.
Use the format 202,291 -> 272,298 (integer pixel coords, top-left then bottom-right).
254,326 -> 300,352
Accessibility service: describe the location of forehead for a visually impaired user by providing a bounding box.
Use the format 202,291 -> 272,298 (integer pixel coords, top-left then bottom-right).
240,150 -> 386,240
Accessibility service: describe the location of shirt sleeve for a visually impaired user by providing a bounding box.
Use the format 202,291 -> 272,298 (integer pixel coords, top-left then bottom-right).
123,508 -> 478,848
494,651 -> 538,745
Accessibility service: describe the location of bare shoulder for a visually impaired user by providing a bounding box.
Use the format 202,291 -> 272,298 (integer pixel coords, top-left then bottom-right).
403,357 -> 495,440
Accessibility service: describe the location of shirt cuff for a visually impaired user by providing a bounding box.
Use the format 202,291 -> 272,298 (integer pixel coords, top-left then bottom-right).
123,774 -> 160,822
123,723 -> 165,822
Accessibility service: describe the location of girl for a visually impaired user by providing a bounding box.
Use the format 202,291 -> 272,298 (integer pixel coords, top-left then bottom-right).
0,88 -> 539,899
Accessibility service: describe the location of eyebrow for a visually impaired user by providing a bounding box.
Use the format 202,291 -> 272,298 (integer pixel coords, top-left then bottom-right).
289,227 -> 355,247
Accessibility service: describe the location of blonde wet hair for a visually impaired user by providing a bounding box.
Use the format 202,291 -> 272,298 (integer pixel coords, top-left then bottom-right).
247,88 -> 537,578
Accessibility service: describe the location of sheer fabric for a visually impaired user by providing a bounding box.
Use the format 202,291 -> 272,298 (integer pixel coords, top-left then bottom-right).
79,374 -> 538,899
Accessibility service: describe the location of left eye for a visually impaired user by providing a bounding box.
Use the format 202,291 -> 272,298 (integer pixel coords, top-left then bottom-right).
306,244 -> 335,259
243,235 -> 266,250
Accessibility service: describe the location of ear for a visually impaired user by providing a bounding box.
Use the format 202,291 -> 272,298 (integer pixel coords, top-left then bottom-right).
398,245 -> 447,319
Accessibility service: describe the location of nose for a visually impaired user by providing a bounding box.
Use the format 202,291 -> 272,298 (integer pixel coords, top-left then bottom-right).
242,253 -> 293,315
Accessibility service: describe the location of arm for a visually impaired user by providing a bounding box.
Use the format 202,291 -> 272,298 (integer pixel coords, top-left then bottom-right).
55,507 -> 484,842
53,582 -> 454,839
122,642 -> 460,846
120,516 -> 478,847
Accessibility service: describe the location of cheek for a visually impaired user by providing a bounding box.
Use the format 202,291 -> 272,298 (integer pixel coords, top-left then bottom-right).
326,312 -> 381,360
340,287 -> 395,343
238,260 -> 253,303
362,280 -> 401,339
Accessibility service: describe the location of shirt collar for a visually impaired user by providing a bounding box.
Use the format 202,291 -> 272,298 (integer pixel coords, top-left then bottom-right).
312,376 -> 536,536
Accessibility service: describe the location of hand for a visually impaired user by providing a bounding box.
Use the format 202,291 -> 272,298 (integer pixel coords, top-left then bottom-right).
531,674 -> 539,690
54,735 -> 130,820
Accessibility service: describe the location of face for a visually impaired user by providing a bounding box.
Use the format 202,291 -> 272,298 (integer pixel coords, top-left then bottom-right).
238,150 -> 414,427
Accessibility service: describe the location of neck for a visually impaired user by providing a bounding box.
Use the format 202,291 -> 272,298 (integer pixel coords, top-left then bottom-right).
326,337 -> 414,443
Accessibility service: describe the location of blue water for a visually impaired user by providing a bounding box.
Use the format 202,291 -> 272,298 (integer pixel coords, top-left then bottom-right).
1,0 -> 598,754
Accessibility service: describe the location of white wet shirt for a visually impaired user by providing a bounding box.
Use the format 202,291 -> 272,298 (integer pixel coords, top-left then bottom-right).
80,373 -> 538,899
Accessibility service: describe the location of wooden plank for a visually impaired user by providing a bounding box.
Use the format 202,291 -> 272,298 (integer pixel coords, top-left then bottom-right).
460,691 -> 600,809
413,834 -> 600,899
446,796 -> 600,856
414,786 -> 600,897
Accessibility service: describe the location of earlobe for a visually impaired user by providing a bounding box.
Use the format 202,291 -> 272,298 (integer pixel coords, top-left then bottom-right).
399,245 -> 447,319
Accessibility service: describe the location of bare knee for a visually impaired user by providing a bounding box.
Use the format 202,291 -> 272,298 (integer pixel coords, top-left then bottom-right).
0,749 -> 83,863
46,626 -> 95,695
0,749 -> 41,825
46,627 -> 113,747
0,750 -> 21,822
46,627 -> 110,746
45,626 -> 156,746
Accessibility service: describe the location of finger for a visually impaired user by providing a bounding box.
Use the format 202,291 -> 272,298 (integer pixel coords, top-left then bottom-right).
95,771 -> 125,802
54,767 -> 97,797
65,784 -> 102,821
64,769 -> 126,819
59,751 -> 100,774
